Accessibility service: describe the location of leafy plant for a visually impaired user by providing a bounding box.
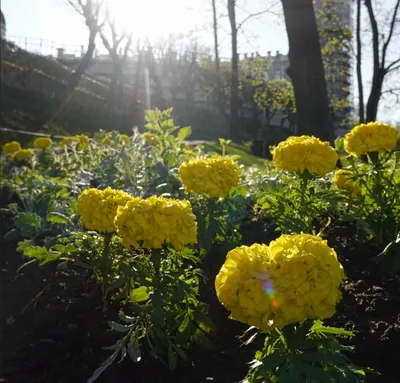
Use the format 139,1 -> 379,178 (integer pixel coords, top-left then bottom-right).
87,246 -> 213,382
257,170 -> 343,234
242,320 -> 367,383
344,151 -> 400,243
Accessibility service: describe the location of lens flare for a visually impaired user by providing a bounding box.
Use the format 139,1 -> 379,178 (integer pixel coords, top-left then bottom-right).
252,272 -> 279,308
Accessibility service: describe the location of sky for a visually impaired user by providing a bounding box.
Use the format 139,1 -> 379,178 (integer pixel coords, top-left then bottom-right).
1,0 -> 399,123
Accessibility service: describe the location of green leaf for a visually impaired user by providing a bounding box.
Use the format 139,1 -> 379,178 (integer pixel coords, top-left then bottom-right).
118,345 -> 127,364
23,246 -> 48,259
171,343 -> 187,361
280,365 -> 302,383
17,239 -> 32,252
108,321 -> 131,333
259,353 -> 286,371
46,212 -> 72,225
176,313 -> 193,346
177,127 -> 192,141
127,340 -> 141,362
168,343 -> 177,370
242,332 -> 258,346
311,321 -> 354,337
15,212 -> 42,233
300,350 -> 346,364
87,351 -> 118,383
297,362 -> 330,382
130,286 -> 149,303
193,311 -> 216,335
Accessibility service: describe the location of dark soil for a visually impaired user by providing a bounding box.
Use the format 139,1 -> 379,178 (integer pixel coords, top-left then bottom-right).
1,221 -> 399,383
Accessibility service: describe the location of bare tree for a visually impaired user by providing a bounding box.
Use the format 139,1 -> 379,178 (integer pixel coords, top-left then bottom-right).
212,0 -> 224,114
228,0 -> 240,140
364,0 -> 400,122
99,14 -> 133,110
66,0 -> 106,91
281,0 -> 333,142
226,0 -> 281,140
356,0 -> 365,123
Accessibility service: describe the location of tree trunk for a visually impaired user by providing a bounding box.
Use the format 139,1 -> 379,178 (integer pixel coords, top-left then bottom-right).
364,0 -> 400,122
228,0 -> 240,141
281,0 -> 334,142
212,0 -> 224,115
356,0 -> 364,123
366,69 -> 384,122
68,30 -> 96,92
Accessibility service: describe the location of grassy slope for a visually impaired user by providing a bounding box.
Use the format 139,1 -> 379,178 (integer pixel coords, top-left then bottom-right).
201,141 -> 267,167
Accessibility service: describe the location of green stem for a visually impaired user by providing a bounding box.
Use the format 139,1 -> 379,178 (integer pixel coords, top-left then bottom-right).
150,247 -> 165,328
370,154 -> 385,243
101,232 -> 112,312
299,172 -> 311,233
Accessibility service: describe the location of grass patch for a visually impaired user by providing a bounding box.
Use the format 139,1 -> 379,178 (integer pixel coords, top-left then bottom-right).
201,141 -> 267,167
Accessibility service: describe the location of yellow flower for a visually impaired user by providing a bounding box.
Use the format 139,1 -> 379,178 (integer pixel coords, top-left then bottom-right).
33,137 -> 52,150
215,234 -> 345,330
333,169 -> 361,196
12,149 -> 34,163
272,136 -> 338,176
76,188 -> 133,233
120,134 -> 130,144
115,195 -> 197,250
179,156 -> 240,198
141,132 -> 158,146
344,122 -> 398,157
102,132 -> 130,145
2,141 -> 21,154
59,134 -> 90,149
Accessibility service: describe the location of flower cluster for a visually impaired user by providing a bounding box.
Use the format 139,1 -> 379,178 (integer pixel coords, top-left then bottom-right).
344,122 -> 398,157
77,188 -> 133,233
333,169 -> 361,196
273,136 -> 338,176
2,141 -> 21,155
59,134 -> 90,149
115,195 -> 197,250
33,137 -> 52,150
102,132 -> 130,145
141,132 -> 158,146
215,234 -> 345,330
12,149 -> 34,163
179,156 -> 240,198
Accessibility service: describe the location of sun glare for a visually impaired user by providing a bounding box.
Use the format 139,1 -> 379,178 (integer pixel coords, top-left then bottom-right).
107,0 -> 200,43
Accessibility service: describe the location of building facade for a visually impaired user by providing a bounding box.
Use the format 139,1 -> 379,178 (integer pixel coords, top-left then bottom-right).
314,0 -> 354,131
1,10 -> 6,39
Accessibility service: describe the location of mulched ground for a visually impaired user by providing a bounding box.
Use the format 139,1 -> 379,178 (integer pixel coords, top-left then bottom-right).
1,217 -> 399,383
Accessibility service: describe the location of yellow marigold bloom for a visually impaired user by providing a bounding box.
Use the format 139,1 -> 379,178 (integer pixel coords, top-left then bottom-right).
59,134 -> 90,149
141,132 -> 158,146
115,195 -> 197,250
120,134 -> 130,144
179,156 -> 240,198
33,137 -> 52,150
273,136 -> 338,176
2,141 -> 21,154
215,234 -> 345,330
77,188 -> 133,233
102,132 -> 130,145
12,149 -> 34,163
344,122 -> 398,157
333,169 -> 361,196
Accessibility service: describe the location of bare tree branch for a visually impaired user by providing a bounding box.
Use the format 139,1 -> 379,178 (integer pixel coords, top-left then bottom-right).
381,88 -> 400,96
236,3 -> 281,32
382,0 -> 400,67
386,57 -> 400,72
